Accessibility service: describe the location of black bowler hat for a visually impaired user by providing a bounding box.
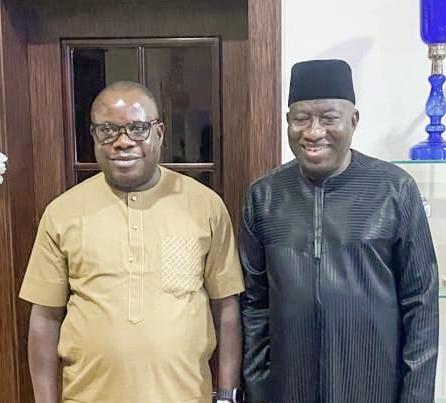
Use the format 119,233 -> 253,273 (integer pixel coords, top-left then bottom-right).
288,59 -> 356,106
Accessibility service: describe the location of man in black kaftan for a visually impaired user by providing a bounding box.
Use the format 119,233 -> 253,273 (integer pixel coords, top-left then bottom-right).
239,60 -> 439,403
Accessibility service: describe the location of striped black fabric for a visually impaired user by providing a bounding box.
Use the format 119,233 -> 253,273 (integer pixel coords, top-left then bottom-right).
239,150 -> 439,403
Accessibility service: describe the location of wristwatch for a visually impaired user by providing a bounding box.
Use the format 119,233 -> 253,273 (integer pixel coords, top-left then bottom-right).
216,388 -> 244,403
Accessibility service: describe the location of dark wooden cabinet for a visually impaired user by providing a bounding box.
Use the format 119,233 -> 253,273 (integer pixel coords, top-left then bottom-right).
0,1 -> 281,401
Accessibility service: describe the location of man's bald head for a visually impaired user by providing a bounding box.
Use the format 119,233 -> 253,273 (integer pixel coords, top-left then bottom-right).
91,81 -> 159,123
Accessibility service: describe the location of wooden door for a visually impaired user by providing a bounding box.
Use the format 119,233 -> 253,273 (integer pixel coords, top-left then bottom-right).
62,37 -> 222,193
0,0 -> 281,402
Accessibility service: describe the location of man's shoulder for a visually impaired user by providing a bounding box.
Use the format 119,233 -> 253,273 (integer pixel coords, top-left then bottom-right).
352,150 -> 413,184
161,167 -> 226,210
45,172 -> 106,216
249,159 -> 299,191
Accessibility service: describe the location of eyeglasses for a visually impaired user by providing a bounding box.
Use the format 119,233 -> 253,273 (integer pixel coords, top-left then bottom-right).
90,119 -> 161,145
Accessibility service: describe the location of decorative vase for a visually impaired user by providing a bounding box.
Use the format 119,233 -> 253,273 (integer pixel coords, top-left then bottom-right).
410,0 -> 446,160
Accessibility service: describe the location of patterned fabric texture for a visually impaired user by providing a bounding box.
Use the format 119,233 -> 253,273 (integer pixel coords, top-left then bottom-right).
239,150 -> 439,403
161,236 -> 203,296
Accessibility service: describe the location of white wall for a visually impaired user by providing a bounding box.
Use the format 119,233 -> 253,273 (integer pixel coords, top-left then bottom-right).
282,0 -> 428,163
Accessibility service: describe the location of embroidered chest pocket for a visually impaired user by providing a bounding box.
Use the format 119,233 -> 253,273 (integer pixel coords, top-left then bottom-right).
160,236 -> 204,297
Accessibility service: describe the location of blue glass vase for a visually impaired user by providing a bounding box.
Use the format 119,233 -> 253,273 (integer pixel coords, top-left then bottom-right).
421,0 -> 446,44
410,74 -> 446,159
410,1 -> 446,160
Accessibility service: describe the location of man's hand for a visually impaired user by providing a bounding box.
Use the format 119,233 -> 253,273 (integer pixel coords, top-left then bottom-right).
0,152 -> 7,184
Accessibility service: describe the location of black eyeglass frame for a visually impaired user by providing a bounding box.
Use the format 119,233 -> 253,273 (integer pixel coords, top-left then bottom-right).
90,119 -> 162,145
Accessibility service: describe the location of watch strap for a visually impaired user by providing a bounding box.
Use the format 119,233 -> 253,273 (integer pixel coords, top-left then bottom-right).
216,389 -> 233,400
216,388 -> 244,402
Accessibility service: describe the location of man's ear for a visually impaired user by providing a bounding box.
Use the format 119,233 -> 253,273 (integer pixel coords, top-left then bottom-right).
155,122 -> 165,142
352,109 -> 360,130
286,112 -> 290,124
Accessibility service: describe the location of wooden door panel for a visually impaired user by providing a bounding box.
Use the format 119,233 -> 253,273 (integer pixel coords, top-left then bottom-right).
29,42 -> 67,217
0,1 -> 281,402
25,0 -> 249,218
0,2 -> 36,403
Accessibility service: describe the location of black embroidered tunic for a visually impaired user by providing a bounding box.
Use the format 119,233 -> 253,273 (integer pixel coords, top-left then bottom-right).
240,150 -> 439,403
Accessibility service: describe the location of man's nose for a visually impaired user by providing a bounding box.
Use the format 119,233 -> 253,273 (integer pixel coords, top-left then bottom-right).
304,118 -> 326,140
112,130 -> 136,149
